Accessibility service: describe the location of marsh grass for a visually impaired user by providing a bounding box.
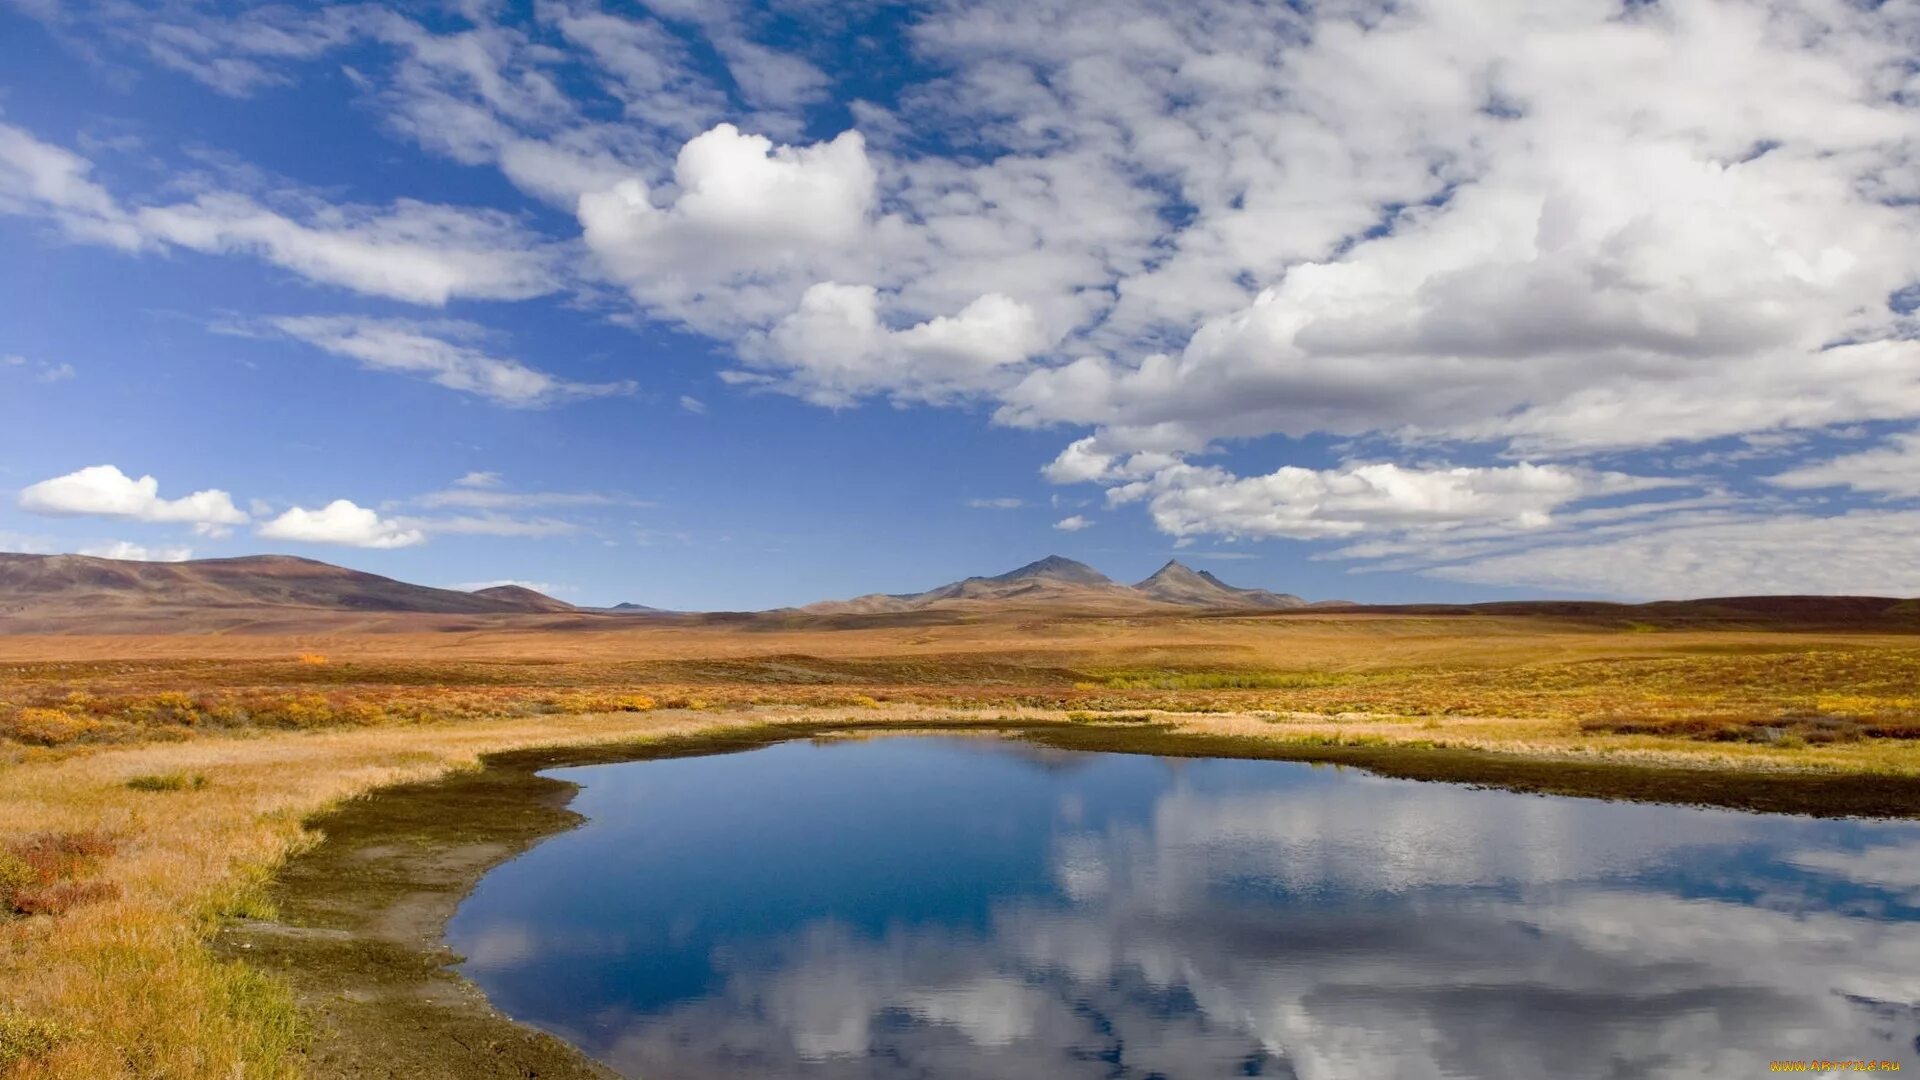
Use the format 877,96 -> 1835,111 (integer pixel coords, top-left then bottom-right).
126,772 -> 209,792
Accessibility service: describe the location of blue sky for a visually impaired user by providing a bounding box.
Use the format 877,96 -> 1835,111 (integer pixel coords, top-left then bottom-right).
2,0 -> 1918,609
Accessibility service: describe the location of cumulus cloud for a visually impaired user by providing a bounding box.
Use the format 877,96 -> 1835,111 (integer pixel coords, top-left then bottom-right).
78,541 -> 194,562
579,125 -> 875,306
257,500 -> 425,548
967,498 -> 1024,510
264,316 -> 634,406
752,284 -> 1051,404
1053,515 -> 1093,532
18,465 -> 249,534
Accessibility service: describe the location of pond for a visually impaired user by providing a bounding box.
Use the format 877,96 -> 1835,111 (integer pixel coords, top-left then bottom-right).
446,735 -> 1920,1078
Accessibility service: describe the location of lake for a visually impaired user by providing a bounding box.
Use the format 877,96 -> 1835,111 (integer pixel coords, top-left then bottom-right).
446,735 -> 1920,1079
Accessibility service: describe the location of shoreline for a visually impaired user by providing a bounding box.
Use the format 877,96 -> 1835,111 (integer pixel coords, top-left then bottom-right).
223,718 -> 1920,1079
7,708 -> 1920,1077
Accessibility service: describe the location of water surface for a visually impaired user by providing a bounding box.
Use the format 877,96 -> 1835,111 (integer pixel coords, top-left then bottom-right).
448,735 -> 1920,1078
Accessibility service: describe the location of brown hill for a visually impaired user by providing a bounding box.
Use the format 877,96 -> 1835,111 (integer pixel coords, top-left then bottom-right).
0,553 -> 541,621
469,585 -> 575,613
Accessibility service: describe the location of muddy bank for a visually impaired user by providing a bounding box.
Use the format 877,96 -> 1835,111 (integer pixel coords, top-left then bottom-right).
214,725 -> 816,1080
1024,723 -> 1920,818
222,718 -> 1920,1079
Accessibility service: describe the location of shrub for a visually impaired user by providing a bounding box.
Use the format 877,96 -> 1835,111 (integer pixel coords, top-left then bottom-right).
296,653 -> 329,665
0,1011 -> 74,1070
1,707 -> 97,746
2,830 -> 120,918
0,852 -> 32,907
127,772 -> 209,793
9,879 -> 120,916
5,830 -> 118,885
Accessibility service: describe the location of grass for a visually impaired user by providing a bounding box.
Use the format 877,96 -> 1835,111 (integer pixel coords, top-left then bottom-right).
126,772 -> 209,792
2,611 -> 1920,1075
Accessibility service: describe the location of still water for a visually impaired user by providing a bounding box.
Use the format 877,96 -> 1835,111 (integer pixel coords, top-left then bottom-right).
447,736 -> 1920,1079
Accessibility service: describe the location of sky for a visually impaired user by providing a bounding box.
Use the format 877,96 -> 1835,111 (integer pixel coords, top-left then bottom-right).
1,0 -> 1918,610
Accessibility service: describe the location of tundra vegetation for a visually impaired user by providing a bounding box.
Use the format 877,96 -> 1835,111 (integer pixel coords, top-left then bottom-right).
2,610 -> 1919,1077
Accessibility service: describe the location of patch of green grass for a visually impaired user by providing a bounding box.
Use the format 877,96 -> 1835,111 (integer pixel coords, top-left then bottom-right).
1066,711 -> 1157,724
0,1010 -> 75,1069
127,771 -> 210,792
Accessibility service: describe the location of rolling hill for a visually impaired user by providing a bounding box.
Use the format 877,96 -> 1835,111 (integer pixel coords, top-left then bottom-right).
0,553 -> 576,628
470,584 -> 578,613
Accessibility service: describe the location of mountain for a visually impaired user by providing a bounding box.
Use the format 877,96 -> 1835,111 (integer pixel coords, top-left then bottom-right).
1134,560 -> 1308,609
802,556 -> 1312,614
468,584 -> 576,613
603,602 -> 674,615
0,552 -> 566,626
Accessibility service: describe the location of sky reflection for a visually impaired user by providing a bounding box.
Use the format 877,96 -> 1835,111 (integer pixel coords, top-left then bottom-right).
448,737 -> 1920,1079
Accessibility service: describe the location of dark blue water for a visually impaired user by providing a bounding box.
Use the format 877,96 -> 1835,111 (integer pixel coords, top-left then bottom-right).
447,736 -> 1920,1079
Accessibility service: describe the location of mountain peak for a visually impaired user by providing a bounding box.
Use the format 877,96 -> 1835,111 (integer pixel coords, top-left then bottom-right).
986,555 -> 1113,586
1144,558 -> 1202,579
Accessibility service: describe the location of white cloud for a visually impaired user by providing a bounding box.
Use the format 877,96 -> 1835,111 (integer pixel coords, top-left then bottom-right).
2,122 -> 563,305
1054,515 -> 1094,532
257,500 -> 425,548
398,513 -> 578,538
1768,431 -> 1920,498
1428,509 -> 1920,599
968,497 -> 1024,509
581,123 -> 873,272
265,316 -> 634,406
679,395 -> 707,415
142,197 -> 561,306
751,283 -> 1052,404
1,354 -> 74,383
18,465 -> 249,533
0,122 -> 145,249
414,486 -> 619,510
1104,461 -> 1667,541
453,471 -> 504,489
78,541 -> 194,563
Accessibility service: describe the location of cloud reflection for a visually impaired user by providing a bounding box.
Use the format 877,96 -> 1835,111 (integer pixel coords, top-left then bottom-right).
461,746 -> 1920,1079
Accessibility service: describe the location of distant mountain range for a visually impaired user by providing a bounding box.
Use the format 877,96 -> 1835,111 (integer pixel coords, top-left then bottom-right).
0,551 -> 1327,630
3,550 -> 1912,634
800,555 -> 1325,614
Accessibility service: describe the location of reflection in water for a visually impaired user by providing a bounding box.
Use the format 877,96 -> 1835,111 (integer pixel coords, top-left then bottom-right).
447,737 -> 1920,1079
